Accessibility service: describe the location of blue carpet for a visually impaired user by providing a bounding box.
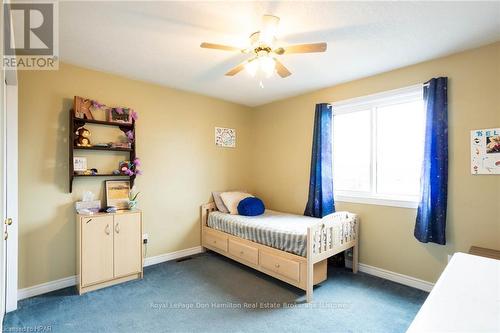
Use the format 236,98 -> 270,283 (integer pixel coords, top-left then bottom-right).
4,252 -> 427,332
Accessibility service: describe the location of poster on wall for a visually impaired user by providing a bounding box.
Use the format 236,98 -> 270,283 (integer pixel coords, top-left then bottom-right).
471,128 -> 500,175
215,127 -> 236,148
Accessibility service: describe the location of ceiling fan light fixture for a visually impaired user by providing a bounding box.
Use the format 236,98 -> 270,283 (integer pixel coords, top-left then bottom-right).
259,55 -> 276,78
244,59 -> 258,77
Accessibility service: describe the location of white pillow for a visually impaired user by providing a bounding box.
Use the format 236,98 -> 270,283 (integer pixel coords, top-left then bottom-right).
212,192 -> 230,213
220,191 -> 253,215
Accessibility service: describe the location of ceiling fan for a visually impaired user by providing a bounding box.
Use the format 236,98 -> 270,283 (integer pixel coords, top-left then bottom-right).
200,15 -> 327,79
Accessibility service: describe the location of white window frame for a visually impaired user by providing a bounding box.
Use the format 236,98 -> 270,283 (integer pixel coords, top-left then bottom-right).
332,84 -> 425,209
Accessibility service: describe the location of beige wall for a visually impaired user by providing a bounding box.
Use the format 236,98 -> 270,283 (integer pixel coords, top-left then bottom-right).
18,63 -> 253,288
252,42 -> 500,283
19,43 -> 499,289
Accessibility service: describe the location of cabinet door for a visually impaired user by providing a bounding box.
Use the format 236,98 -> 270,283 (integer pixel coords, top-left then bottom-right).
114,213 -> 142,277
81,215 -> 114,286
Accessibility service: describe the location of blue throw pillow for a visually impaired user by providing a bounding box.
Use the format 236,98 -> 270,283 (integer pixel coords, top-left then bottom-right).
237,197 -> 265,216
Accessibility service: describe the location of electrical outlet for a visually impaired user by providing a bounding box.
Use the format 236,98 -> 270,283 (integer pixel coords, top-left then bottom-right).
143,233 -> 149,244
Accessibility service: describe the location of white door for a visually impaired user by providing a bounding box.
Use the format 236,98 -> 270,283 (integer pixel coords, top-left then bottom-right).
4,81 -> 18,312
0,69 -> 6,329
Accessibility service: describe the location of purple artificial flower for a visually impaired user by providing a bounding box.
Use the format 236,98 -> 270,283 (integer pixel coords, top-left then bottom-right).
131,110 -> 138,121
133,158 -> 141,167
135,169 -> 143,176
126,130 -> 134,142
124,169 -> 134,176
115,107 -> 123,114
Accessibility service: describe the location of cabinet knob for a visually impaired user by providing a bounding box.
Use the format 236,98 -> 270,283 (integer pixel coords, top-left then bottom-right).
213,240 -> 217,244
240,251 -> 244,255
115,223 -> 120,234
105,224 -> 110,235
275,263 -> 280,268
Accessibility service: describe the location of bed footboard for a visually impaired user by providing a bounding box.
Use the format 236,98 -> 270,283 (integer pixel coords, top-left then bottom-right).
306,212 -> 359,302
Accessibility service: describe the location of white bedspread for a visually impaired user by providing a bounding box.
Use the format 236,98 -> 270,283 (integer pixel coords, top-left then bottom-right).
407,252 -> 500,332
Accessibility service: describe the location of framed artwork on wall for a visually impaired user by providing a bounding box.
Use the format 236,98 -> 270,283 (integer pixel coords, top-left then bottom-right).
471,128 -> 500,175
105,180 -> 130,209
215,127 -> 236,148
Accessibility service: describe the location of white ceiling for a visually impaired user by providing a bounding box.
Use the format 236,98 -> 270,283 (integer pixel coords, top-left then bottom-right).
59,1 -> 500,106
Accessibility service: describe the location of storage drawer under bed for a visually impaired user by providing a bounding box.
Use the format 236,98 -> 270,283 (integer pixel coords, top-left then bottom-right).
260,251 -> 300,282
204,230 -> 228,252
228,239 -> 259,265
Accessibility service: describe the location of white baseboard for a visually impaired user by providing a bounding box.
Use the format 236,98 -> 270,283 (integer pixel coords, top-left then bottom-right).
18,247 -> 432,302
17,275 -> 77,301
346,259 -> 434,292
143,246 -> 203,267
17,246 -> 204,301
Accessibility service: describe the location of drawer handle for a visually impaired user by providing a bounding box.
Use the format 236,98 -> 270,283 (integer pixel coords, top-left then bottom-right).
275,263 -> 280,268
105,224 -> 110,235
85,219 -> 93,224
115,223 -> 120,234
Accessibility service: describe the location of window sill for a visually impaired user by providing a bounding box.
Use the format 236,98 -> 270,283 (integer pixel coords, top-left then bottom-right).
335,195 -> 418,209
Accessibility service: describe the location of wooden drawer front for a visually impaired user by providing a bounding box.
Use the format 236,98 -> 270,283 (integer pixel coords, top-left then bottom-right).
205,231 -> 228,252
228,239 -> 258,265
260,251 -> 300,282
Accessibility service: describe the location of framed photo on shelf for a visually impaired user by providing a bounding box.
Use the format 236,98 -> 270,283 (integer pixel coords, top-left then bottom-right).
105,180 -> 130,209
73,157 -> 87,172
107,108 -> 132,124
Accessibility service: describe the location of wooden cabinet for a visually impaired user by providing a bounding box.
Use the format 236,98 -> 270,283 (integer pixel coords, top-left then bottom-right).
77,211 -> 143,294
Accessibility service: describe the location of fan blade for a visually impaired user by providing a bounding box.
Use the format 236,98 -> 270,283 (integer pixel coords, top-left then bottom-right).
278,43 -> 327,54
225,61 -> 247,76
274,59 -> 292,78
200,42 -> 241,52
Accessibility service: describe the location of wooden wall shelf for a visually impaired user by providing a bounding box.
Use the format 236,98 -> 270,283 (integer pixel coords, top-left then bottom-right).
73,146 -> 133,152
69,110 -> 136,192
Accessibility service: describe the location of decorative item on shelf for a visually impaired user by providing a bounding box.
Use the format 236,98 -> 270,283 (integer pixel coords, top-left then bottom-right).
75,127 -> 92,147
107,107 -> 138,124
471,128 -> 500,175
215,127 -> 236,148
127,131 -> 134,141
73,157 -> 87,172
116,158 -> 142,176
93,143 -> 111,148
74,96 -> 94,120
105,180 -> 131,210
110,142 -> 132,149
75,191 -> 101,214
74,168 -> 98,176
128,186 -> 140,210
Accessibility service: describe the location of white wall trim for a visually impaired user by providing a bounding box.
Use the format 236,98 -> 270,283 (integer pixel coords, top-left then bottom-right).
18,247 -> 432,301
143,246 -> 203,267
17,246 -> 204,301
346,260 -> 434,292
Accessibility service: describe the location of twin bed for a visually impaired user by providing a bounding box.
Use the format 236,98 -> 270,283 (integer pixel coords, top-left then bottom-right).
201,202 -> 359,302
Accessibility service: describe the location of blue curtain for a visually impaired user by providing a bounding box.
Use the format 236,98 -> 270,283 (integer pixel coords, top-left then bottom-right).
304,103 -> 335,218
414,77 -> 448,245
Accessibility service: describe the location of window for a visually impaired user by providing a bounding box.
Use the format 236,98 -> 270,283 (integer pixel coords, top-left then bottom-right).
332,85 -> 425,208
